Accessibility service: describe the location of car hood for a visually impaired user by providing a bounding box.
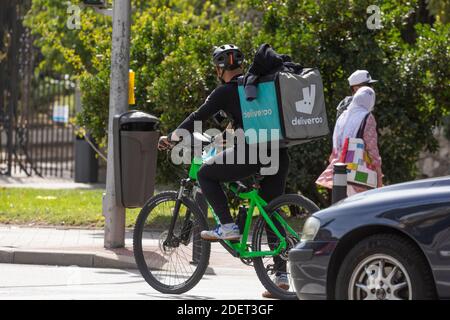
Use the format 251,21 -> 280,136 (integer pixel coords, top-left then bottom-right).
349,175 -> 450,198
315,176 -> 450,220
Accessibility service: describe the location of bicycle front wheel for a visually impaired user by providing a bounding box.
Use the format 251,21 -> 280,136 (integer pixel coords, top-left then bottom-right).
133,191 -> 211,294
252,194 -> 319,300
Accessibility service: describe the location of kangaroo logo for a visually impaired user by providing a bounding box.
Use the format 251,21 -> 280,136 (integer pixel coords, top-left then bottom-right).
295,85 -> 316,114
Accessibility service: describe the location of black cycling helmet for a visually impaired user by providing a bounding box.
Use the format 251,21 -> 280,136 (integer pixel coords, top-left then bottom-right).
212,44 -> 244,70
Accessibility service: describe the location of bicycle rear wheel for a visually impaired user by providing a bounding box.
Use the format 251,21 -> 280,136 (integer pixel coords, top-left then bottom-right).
252,194 -> 319,300
133,191 -> 211,294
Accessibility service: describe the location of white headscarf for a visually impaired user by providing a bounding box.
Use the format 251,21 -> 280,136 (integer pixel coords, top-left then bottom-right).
333,86 -> 376,153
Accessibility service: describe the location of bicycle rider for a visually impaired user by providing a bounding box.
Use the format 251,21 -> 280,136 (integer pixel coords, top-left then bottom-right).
158,44 -> 290,295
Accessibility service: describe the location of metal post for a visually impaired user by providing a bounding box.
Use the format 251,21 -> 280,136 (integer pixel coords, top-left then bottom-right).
192,186 -> 208,264
6,3 -> 19,176
103,0 -> 131,249
332,163 -> 348,204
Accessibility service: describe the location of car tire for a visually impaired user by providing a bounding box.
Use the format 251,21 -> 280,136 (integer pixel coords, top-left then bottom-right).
335,233 -> 436,300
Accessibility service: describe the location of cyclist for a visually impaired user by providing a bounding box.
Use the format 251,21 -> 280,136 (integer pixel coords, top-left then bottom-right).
158,44 -> 290,295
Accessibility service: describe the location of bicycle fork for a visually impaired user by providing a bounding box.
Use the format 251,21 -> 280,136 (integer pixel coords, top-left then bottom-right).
164,179 -> 192,248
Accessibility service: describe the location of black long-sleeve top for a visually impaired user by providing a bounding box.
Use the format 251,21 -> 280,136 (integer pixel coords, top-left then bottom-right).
173,75 -> 243,135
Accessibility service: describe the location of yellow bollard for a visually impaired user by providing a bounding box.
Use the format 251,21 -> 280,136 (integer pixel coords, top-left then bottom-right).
128,69 -> 135,105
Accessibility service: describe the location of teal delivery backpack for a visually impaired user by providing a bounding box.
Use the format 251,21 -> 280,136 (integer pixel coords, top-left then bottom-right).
237,80 -> 283,144
238,68 -> 329,147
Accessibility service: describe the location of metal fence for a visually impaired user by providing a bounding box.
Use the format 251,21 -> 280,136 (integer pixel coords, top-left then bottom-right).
0,76 -> 76,178
1,1 -> 77,178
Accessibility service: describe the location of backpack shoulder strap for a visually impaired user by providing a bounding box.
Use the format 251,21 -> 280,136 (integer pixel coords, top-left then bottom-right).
299,67 -> 315,76
356,113 -> 371,139
233,75 -> 244,85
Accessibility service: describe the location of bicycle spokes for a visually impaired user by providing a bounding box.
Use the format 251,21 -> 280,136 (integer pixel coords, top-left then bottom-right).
140,199 -> 202,288
254,200 -> 314,297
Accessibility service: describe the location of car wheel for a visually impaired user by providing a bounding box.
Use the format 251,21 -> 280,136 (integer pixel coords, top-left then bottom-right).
335,234 -> 436,300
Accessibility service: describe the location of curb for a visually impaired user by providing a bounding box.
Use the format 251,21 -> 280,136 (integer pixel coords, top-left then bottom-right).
0,248 -> 216,275
0,248 -> 136,269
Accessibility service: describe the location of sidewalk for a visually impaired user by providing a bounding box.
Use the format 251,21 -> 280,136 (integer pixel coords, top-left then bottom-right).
0,175 -> 105,190
0,225 -> 251,274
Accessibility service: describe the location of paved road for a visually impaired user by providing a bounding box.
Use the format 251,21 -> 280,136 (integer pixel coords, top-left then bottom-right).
0,263 -> 267,300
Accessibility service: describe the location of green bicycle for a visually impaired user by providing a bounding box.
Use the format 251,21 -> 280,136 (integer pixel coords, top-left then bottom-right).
133,133 -> 319,299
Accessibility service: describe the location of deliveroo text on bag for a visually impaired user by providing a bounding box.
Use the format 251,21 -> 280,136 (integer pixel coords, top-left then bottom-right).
238,80 -> 282,145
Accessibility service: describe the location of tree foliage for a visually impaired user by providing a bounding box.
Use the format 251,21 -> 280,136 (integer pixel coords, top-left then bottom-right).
25,0 -> 450,205
24,0 -> 112,74
427,0 -> 450,24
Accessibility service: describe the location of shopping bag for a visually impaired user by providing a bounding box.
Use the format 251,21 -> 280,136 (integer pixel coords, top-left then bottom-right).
340,137 -> 377,189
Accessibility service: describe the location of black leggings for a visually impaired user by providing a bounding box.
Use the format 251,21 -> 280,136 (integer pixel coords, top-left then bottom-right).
197,145 -> 290,223
197,145 -> 290,274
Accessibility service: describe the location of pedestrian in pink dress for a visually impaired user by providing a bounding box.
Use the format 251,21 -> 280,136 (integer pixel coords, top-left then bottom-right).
316,83 -> 383,197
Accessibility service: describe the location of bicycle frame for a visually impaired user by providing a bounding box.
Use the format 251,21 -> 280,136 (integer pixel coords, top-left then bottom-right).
188,155 -> 300,259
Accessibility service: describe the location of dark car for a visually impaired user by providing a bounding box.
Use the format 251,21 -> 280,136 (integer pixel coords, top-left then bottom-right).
289,176 -> 450,300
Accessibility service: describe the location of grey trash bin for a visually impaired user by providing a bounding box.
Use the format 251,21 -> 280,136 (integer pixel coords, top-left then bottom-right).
74,134 -> 99,183
113,110 -> 160,208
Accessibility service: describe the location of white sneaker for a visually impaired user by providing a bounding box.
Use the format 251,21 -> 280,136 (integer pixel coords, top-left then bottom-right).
201,223 -> 240,241
262,273 -> 290,298
274,273 -> 290,287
